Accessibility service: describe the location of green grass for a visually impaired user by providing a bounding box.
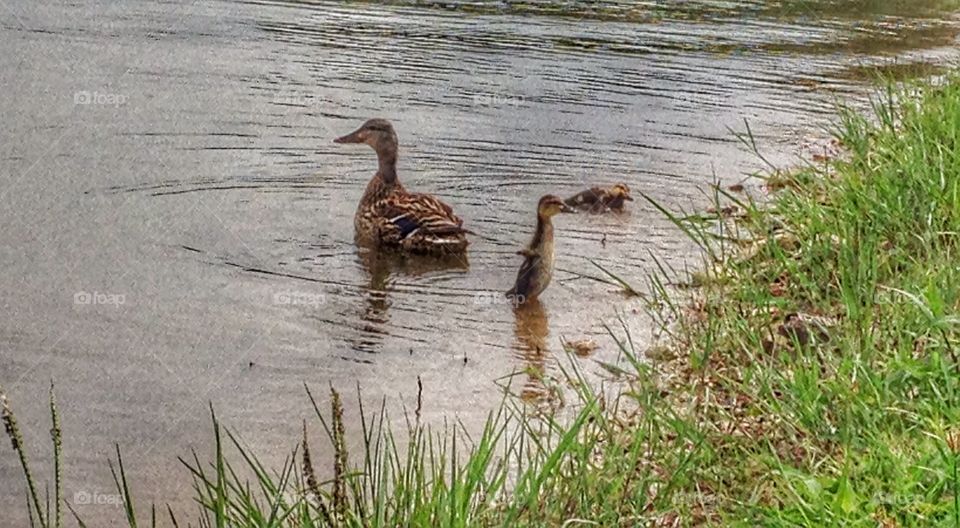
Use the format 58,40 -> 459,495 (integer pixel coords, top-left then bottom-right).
5,75 -> 960,526
643,75 -> 960,525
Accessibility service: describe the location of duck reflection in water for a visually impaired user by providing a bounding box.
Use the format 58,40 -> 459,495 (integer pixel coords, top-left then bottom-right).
350,248 -> 469,354
511,297 -> 551,402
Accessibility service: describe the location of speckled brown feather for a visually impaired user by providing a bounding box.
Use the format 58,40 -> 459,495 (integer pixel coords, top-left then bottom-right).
340,119 -> 471,255
356,179 -> 469,254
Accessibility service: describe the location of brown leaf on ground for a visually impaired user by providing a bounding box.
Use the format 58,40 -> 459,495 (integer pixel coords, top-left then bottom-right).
765,172 -> 797,191
761,339 -> 776,354
873,511 -> 900,528
777,313 -> 833,345
563,339 -> 598,357
646,345 -> 675,361
706,205 -> 743,218
947,429 -> 960,454
685,299 -> 709,323
774,231 -> 800,251
652,511 -> 681,528
769,274 -> 789,297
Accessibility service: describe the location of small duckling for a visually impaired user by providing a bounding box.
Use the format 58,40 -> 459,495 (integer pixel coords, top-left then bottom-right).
564,183 -> 634,212
506,195 -> 574,304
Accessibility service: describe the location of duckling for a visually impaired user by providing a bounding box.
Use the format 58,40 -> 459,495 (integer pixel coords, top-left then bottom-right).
334,119 -> 470,255
564,183 -> 633,212
506,195 -> 573,304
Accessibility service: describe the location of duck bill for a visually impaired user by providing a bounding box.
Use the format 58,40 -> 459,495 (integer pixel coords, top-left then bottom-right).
560,203 -> 577,213
333,128 -> 365,144
623,195 -> 634,201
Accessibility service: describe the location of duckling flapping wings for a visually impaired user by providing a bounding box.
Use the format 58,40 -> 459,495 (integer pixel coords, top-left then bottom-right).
506,253 -> 540,299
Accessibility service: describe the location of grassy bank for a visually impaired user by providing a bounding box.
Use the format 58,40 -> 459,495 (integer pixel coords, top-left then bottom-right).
5,76 -> 960,526
660,76 -> 960,525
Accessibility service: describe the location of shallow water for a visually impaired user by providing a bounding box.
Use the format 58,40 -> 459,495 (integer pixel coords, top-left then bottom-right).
1,0 -> 957,523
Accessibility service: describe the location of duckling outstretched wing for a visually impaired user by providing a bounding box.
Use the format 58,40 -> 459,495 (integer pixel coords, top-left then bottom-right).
374,192 -> 470,252
507,254 -> 540,300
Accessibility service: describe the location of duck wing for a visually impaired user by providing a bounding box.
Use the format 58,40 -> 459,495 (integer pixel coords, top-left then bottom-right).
374,191 -> 470,251
506,254 -> 540,299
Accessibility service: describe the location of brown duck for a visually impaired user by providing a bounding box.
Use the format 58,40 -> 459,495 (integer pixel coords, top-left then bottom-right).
334,119 -> 470,255
564,183 -> 633,212
506,195 -> 573,303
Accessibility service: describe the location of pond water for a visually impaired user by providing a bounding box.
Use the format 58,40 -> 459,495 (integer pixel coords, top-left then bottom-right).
1,0 -> 957,523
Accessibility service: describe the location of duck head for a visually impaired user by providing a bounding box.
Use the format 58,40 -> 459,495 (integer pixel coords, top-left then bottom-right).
335,118 -> 399,180
537,194 -> 575,218
333,119 -> 399,153
611,183 -> 634,201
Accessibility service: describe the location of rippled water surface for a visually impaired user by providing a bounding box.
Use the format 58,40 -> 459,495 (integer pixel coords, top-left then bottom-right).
2,0 -> 958,522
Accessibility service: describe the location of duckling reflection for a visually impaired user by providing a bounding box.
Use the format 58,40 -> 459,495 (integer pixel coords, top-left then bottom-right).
511,298 -> 551,402
350,248 -> 469,354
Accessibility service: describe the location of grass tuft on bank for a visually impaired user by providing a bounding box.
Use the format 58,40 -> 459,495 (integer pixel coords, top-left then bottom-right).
648,75 -> 960,525
4,75 -> 960,526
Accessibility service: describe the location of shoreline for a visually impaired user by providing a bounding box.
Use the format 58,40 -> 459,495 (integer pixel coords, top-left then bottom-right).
5,74 -> 960,526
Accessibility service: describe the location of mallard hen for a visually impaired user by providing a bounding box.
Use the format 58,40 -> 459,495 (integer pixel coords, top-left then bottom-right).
334,119 -> 470,255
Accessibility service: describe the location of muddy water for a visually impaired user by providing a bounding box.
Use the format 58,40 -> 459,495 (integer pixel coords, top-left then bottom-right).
1,0 -> 957,523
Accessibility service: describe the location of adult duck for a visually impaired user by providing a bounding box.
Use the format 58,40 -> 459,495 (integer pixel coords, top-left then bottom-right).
334,119 -> 470,255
